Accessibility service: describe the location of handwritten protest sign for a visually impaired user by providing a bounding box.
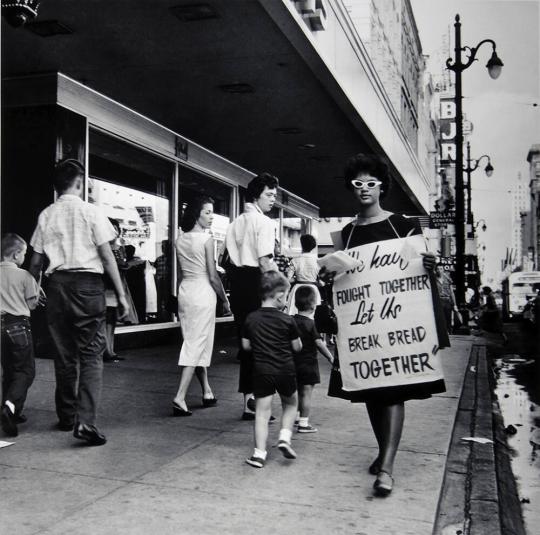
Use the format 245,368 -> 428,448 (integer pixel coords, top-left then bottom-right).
333,235 -> 444,392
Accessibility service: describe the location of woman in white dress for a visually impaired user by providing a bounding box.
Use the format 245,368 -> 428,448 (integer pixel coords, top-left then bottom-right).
172,197 -> 231,416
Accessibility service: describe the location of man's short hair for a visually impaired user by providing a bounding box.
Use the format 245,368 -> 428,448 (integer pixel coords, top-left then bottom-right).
54,159 -> 85,194
1,233 -> 26,258
260,271 -> 290,299
300,234 -> 317,252
246,172 -> 279,202
295,285 -> 317,312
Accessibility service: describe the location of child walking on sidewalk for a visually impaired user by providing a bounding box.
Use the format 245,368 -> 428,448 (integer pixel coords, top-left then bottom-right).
241,271 -> 302,468
1,234 -> 41,437
293,286 -> 334,433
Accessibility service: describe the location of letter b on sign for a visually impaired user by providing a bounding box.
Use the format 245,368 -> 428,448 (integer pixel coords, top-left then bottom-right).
441,101 -> 456,119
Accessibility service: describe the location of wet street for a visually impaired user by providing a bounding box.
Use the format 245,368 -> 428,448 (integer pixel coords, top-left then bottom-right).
488,321 -> 540,533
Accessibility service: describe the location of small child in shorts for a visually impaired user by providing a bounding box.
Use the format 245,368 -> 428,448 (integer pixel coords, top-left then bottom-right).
0,233 -> 41,437
242,271 -> 302,468
293,285 -> 334,433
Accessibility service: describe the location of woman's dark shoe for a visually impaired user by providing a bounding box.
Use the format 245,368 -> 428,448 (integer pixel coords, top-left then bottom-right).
172,402 -> 192,417
202,397 -> 217,407
373,471 -> 394,497
368,458 -> 381,475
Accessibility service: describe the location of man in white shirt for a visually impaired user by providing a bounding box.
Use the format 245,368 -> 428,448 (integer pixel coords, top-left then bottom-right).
29,160 -> 128,446
225,173 -> 278,419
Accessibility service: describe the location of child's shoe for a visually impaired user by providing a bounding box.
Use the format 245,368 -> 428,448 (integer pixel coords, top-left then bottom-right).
277,440 -> 297,459
1,404 -> 18,437
245,455 -> 265,468
297,424 -> 318,433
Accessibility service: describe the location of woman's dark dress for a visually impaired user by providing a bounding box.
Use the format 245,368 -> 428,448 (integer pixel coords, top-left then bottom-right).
338,214 -> 447,404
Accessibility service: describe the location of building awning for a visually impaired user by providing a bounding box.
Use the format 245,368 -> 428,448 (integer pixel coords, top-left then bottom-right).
2,0 -> 430,217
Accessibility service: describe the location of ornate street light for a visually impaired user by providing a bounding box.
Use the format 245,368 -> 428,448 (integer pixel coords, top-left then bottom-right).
446,14 -> 503,331
464,141 -> 493,227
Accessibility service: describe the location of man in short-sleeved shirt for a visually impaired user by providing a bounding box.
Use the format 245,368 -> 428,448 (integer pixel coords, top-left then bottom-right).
225,172 -> 279,419
29,159 -> 128,446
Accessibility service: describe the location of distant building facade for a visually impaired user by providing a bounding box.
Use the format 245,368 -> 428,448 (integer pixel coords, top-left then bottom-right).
344,0 -> 428,158
510,172 -> 531,270
526,144 -> 540,269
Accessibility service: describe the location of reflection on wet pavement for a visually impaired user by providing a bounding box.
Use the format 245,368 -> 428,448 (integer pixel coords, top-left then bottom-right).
493,344 -> 540,532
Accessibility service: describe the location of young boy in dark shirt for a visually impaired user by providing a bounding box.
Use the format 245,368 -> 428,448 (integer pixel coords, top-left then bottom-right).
293,286 -> 334,433
242,271 -> 302,468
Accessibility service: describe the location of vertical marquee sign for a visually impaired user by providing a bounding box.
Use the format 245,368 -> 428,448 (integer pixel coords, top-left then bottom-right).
333,235 -> 444,392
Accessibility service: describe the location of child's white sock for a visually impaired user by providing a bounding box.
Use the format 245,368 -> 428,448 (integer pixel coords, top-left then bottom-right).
5,400 -> 15,413
279,428 -> 292,443
254,448 -> 267,460
298,417 -> 309,427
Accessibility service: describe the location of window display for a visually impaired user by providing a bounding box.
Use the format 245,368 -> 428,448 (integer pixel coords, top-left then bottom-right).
88,129 -> 174,325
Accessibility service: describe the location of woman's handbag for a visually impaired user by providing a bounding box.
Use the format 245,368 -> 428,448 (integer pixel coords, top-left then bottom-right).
314,302 -> 338,335
327,351 -> 353,400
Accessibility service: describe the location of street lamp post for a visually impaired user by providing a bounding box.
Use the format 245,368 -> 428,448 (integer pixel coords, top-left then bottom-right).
464,141 -> 493,231
464,143 -> 492,295
446,14 -> 503,331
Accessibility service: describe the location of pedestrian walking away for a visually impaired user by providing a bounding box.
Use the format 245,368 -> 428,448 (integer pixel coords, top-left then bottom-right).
172,196 -> 231,416
287,234 -> 323,316
1,233 -> 42,437
241,271 -> 302,468
292,285 -> 334,434
479,286 -> 508,344
29,159 -> 128,446
224,172 -> 279,420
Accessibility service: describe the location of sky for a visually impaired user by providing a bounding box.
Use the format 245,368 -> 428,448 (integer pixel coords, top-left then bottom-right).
410,0 -> 540,285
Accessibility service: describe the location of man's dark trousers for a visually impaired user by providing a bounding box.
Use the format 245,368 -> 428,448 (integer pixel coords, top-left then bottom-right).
228,266 -> 261,394
1,314 -> 35,415
47,272 -> 106,427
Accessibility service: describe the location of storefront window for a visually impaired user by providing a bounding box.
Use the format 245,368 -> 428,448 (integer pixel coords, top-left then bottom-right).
282,210 -> 309,256
88,129 -> 174,325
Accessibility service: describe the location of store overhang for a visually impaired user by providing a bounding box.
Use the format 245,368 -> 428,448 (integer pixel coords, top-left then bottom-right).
2,0 -> 428,217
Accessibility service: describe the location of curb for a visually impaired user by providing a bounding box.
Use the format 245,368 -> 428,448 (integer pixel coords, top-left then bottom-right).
433,345 -> 501,535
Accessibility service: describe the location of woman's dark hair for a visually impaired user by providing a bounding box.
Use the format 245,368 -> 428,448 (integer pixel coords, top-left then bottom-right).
344,153 -> 391,198
246,172 -> 279,202
300,234 -> 317,253
125,244 -> 136,260
181,196 -> 214,232
54,159 -> 85,194
482,286 -> 492,294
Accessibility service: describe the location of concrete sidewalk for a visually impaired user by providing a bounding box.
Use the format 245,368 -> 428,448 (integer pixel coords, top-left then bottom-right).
1,335 -> 473,535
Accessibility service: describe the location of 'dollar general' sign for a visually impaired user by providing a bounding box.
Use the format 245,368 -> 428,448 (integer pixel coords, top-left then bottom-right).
333,235 -> 444,392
